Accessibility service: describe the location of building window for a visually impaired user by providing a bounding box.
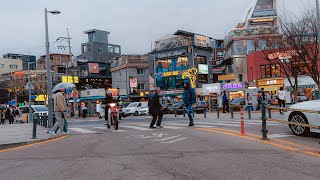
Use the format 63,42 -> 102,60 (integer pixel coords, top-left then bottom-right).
98,48 -> 103,54
137,68 -> 144,75
108,45 -> 114,53
156,57 -> 189,73
0,64 -> 4,68
88,33 -> 96,42
261,64 -> 281,78
138,83 -> 145,90
10,64 -> 18,69
114,46 -> 120,54
196,56 -> 207,64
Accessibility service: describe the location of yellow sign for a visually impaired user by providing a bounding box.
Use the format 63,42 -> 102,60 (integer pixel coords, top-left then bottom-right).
62,76 -> 79,83
35,95 -> 47,101
182,68 -> 198,88
218,74 -> 235,81
257,78 -> 284,86
162,71 -> 179,77
251,18 -> 274,23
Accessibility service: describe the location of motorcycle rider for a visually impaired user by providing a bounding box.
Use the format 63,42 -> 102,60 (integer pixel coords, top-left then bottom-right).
104,92 -> 113,126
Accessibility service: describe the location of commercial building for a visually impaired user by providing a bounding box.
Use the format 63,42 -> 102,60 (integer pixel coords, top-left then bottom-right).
0,58 -> 23,75
220,0 -> 280,83
3,53 -> 36,70
111,55 -> 150,100
77,29 -> 121,90
37,53 -> 71,74
149,30 -> 213,95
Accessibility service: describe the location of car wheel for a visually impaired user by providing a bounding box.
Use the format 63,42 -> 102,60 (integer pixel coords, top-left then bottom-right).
134,111 -> 138,116
289,112 -> 310,136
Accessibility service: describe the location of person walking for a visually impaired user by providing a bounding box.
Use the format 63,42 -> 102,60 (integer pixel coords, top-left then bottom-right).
14,107 -> 21,124
222,91 -> 229,113
182,80 -> 196,127
149,87 -> 163,129
277,87 -> 286,115
244,93 -> 254,111
0,110 -> 5,125
104,92 -> 113,126
6,107 -> 14,124
49,88 -> 67,135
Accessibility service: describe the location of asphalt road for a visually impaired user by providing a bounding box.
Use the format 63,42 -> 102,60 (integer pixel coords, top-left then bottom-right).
0,114 -> 319,180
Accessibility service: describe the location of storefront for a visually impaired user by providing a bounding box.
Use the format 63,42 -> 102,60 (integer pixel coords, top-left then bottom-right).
257,77 -> 284,95
221,82 -> 246,100
202,83 -> 221,110
285,76 -> 318,101
79,88 -> 106,116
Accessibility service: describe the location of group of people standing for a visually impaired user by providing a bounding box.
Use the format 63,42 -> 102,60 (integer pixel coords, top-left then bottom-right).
148,80 -> 196,128
0,106 -> 22,125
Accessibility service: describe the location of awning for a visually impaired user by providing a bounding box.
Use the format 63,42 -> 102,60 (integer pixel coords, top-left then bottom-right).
78,96 -> 105,101
284,76 -> 318,90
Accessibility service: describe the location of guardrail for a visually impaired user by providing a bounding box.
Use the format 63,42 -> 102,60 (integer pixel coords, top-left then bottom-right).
174,106 -> 207,118
261,102 -> 320,140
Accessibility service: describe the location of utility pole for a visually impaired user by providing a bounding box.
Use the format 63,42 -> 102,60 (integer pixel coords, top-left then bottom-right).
56,28 -> 78,118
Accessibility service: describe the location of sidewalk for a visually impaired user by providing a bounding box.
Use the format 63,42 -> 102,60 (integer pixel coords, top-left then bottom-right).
0,124 -> 62,149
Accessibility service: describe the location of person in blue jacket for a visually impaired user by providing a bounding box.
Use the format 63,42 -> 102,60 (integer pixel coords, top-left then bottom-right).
182,80 -> 196,126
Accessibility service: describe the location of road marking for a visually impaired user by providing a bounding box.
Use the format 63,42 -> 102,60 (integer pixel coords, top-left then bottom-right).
161,137 -> 187,144
121,125 -> 155,131
198,120 -> 280,126
151,135 -> 181,141
94,127 -> 127,132
69,128 -> 98,134
138,124 -> 184,130
268,133 -> 295,138
197,128 -> 320,157
166,123 -> 216,128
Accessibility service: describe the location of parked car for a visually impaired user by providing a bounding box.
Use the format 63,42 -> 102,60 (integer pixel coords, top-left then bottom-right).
285,100 -> 320,136
168,101 -> 184,114
123,102 -> 148,116
19,105 -> 48,117
297,93 -> 307,102
230,98 -> 245,106
138,107 -> 149,115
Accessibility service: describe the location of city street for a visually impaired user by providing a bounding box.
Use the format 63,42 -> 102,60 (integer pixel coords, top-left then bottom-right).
0,113 -> 319,180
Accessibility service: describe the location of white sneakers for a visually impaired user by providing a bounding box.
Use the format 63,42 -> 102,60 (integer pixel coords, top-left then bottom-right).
48,131 -> 56,135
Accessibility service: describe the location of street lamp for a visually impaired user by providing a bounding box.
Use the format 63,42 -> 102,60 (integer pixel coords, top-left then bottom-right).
45,8 -> 60,128
27,62 -> 36,138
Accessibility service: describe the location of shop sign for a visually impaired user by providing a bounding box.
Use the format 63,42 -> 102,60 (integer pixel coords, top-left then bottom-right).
202,83 -> 221,93
162,71 -> 179,77
62,76 -> 79,83
222,83 -> 244,91
194,35 -> 211,47
267,50 -> 299,60
251,18 -> 274,23
218,74 -> 235,81
156,50 -> 184,59
182,68 -> 198,88
257,78 -> 284,86
130,78 -> 138,88
88,63 -> 99,74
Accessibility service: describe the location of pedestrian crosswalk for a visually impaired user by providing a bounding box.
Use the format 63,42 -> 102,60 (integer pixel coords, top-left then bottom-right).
67,119 -> 282,135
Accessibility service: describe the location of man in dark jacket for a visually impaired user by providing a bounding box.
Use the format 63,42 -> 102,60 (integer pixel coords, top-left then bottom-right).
149,87 -> 163,129
182,80 -> 196,126
222,91 -> 229,113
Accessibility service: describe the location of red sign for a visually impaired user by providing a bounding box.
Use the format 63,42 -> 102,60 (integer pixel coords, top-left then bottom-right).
89,63 -> 99,74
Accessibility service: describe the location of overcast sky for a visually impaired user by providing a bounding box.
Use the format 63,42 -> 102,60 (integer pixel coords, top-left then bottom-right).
0,0 -> 314,58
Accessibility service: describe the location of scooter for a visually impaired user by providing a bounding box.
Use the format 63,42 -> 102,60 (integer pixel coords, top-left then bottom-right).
107,103 -> 119,130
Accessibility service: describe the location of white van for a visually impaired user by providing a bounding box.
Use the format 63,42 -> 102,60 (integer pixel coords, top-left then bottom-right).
123,102 -> 148,116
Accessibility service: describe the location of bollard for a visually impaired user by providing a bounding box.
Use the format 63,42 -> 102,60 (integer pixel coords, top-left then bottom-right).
261,101 -> 269,140
268,108 -> 272,119
204,107 -> 207,118
216,105 -> 220,119
248,106 -> 252,120
230,107 -> 234,119
240,107 -> 245,135
174,108 -> 177,117
183,106 -> 186,117
32,114 -> 37,139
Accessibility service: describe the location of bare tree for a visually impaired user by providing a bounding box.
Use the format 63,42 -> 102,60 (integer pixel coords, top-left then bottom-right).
260,7 -> 320,101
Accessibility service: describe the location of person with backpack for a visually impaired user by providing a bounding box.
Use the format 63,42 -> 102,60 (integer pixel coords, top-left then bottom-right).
182,80 -> 196,127
149,87 -> 163,129
14,107 -> 21,123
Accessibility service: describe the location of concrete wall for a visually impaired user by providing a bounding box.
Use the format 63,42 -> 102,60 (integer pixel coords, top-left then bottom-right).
0,58 -> 23,75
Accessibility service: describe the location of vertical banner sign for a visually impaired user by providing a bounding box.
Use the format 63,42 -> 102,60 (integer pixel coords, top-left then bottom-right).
130,78 -> 138,88
149,76 -> 155,90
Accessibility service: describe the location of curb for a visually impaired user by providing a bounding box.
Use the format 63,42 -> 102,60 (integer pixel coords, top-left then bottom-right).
0,135 -> 67,151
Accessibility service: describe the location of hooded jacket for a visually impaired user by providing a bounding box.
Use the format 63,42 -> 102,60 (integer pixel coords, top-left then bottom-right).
182,80 -> 196,105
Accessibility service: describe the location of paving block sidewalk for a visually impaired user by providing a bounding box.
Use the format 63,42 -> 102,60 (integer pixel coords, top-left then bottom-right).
0,124 -> 57,149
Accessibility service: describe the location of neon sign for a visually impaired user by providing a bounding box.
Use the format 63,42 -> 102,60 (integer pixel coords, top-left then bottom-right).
182,68 -> 198,88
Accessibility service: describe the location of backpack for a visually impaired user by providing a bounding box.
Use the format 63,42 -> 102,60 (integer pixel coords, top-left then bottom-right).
15,109 -> 20,116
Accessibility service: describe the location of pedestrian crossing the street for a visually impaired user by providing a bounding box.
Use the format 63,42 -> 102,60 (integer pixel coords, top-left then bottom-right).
67,119 -> 282,135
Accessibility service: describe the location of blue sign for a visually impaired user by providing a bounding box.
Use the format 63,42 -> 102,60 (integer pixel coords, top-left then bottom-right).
8,100 -> 16,106
31,95 -> 37,100
66,89 -> 72,93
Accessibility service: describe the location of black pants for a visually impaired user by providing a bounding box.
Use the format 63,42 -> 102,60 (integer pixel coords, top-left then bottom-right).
150,113 -> 163,127
9,117 -> 14,124
256,100 -> 261,111
222,102 -> 229,113
278,100 -> 285,113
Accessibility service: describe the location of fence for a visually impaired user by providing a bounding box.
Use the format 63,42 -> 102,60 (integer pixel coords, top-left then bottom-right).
260,102 -> 320,140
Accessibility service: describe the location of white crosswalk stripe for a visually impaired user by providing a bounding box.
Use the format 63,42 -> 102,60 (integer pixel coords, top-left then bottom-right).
69,128 -> 98,134
120,125 -> 155,131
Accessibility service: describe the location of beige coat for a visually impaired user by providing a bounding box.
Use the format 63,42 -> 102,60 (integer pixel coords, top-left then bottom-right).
54,92 -> 67,112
